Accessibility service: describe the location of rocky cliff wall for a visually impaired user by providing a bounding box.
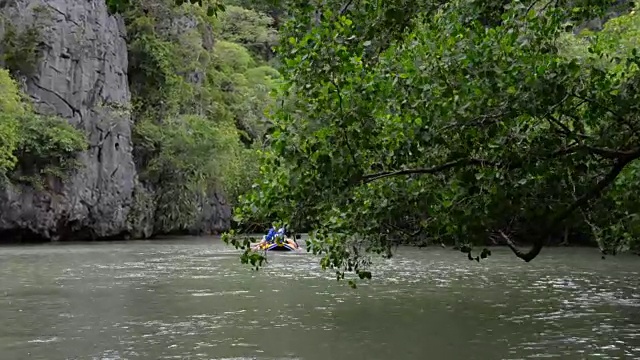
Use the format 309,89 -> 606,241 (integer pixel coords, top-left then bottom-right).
0,0 -> 231,241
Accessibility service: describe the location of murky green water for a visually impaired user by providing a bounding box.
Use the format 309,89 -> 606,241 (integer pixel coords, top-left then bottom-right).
0,238 -> 639,359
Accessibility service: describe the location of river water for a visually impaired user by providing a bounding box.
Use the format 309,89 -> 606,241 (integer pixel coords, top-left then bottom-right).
0,238 -> 639,360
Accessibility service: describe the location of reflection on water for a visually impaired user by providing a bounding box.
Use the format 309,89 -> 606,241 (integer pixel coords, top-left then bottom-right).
0,238 -> 639,359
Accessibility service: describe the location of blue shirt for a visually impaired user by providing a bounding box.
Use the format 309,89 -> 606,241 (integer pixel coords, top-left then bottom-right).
265,228 -> 277,242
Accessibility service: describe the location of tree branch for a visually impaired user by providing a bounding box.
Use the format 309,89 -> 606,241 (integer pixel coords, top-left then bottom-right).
585,146 -> 640,159
361,158 -> 497,183
544,113 -> 574,137
361,144 -> 585,184
500,149 -> 640,262
361,144 -> 638,184
329,78 -> 359,169
441,112 -> 507,131
340,0 -> 355,14
570,92 -> 623,120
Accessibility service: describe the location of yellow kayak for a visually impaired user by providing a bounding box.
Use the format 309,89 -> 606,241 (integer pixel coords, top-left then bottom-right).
252,237 -> 300,251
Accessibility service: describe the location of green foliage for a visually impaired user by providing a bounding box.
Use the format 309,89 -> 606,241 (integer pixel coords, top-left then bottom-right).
226,0 -> 640,282
223,0 -> 282,15
570,3 -> 640,255
11,113 -> 88,187
136,115 -> 242,230
212,40 -> 256,72
123,0 -> 280,232
127,28 -> 186,119
0,22 -> 41,78
126,182 -> 155,237
208,41 -> 282,141
0,68 -> 86,187
213,5 -> 278,61
0,68 -> 23,174
107,0 -> 225,17
214,5 -> 276,45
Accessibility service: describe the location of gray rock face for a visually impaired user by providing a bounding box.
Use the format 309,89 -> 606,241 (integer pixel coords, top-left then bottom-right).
191,190 -> 231,235
0,0 -> 232,241
0,0 -> 138,241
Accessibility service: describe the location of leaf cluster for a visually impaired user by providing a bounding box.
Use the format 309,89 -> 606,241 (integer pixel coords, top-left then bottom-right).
0,68 -> 87,188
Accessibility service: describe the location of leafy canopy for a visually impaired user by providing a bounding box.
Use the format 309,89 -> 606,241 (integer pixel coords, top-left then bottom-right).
224,0 -> 640,284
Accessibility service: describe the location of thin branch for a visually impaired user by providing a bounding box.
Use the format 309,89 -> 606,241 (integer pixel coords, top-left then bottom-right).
526,0 -> 542,14
568,93 -> 640,140
544,113 -> 574,137
384,221 -> 423,238
362,144 -> 584,184
329,78 -> 359,168
339,0 -> 355,14
441,112 -> 507,131
585,146 -> 640,159
570,92 -> 623,120
361,158 -> 496,184
361,143 -> 638,184
539,94 -> 591,141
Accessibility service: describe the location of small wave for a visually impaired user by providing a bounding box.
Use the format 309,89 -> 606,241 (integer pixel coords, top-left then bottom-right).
27,337 -> 59,344
191,290 -> 249,297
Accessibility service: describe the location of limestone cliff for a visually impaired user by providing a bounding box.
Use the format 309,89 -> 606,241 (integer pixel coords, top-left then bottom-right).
0,0 -> 232,241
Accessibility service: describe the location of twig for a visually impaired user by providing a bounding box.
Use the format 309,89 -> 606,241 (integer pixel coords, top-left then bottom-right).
361,158 -> 496,183
339,0 -> 355,14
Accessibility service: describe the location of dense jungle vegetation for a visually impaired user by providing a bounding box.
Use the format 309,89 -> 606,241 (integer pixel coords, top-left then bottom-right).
120,0 -> 281,232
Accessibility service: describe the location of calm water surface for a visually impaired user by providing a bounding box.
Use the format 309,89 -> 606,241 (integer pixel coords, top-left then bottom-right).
0,238 -> 639,359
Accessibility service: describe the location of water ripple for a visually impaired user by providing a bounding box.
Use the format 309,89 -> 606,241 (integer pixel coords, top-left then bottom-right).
0,240 -> 639,359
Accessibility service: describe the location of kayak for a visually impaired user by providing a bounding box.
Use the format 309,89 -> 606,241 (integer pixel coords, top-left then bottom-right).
252,236 -> 300,252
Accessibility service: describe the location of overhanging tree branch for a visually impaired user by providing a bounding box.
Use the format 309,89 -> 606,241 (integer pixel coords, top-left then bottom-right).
586,146 -> 640,159
360,146 -> 579,184
361,145 -> 640,184
500,148 -> 640,262
360,141 -> 640,261
361,158 -> 497,183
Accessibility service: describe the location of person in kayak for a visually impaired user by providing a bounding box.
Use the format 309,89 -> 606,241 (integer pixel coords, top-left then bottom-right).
263,225 -> 286,243
253,224 -> 300,251
264,226 -> 278,243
